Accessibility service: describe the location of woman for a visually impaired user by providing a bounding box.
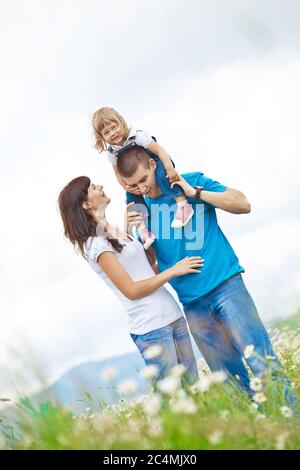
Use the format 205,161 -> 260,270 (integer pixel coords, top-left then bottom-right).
58,176 -> 204,384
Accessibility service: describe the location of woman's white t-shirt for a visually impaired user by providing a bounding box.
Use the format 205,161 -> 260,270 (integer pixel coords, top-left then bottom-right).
84,234 -> 183,335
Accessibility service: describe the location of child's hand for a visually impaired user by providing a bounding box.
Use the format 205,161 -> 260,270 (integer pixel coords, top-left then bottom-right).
166,168 -> 180,183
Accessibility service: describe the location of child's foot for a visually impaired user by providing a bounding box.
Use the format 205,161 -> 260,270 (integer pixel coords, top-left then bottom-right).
139,227 -> 156,250
171,202 -> 194,228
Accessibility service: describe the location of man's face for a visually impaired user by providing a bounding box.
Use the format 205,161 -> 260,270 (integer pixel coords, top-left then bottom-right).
122,160 -> 159,198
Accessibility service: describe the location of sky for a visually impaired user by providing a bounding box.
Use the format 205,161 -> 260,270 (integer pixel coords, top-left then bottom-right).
0,0 -> 300,398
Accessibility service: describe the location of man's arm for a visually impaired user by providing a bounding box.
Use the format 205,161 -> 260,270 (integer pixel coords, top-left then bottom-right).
171,176 -> 251,214
199,188 -> 251,214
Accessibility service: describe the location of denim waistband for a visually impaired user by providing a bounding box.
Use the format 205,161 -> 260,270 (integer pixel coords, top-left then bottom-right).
183,272 -> 243,309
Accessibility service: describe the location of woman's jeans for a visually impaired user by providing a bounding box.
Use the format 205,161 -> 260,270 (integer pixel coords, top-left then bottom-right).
183,273 -> 298,409
131,316 -> 199,384
126,156 -> 183,228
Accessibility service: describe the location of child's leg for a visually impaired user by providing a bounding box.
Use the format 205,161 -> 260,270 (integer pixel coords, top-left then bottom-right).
125,191 -> 155,249
154,158 -> 194,228
126,192 -> 149,227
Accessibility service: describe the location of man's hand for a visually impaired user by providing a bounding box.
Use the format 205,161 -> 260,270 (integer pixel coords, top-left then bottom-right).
166,168 -> 181,183
125,184 -> 142,195
170,176 -> 196,197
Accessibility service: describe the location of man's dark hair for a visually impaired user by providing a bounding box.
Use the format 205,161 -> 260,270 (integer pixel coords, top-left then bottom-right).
116,146 -> 151,177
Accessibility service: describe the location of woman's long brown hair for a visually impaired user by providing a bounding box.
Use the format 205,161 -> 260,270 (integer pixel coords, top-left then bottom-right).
58,176 -> 123,257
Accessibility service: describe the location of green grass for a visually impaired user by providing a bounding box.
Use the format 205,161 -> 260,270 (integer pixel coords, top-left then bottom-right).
1,324 -> 300,450
272,309 -> 300,331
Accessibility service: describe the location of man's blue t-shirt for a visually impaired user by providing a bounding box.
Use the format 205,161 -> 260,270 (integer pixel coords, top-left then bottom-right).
144,172 -> 244,305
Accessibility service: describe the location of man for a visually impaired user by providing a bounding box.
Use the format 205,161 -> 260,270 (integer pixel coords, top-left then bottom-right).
116,145 -> 297,407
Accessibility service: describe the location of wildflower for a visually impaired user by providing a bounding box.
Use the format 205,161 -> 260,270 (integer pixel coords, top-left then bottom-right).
220,410 -> 230,420
208,430 -> 223,445
101,366 -> 118,381
210,370 -> 227,384
157,376 -> 180,395
280,406 -> 293,418
142,394 -> 162,416
148,418 -> 163,437
250,377 -> 263,392
171,397 -> 197,414
253,392 -> 267,404
275,432 -> 289,450
244,344 -> 254,359
170,364 -> 186,377
191,376 -> 211,393
255,413 -> 266,420
249,403 -> 259,413
144,345 -> 163,359
118,379 -> 138,395
92,409 -> 117,433
292,352 -> 300,365
140,365 -> 159,380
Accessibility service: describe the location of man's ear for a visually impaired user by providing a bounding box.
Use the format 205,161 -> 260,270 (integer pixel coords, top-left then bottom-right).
149,158 -> 157,170
82,201 -> 91,210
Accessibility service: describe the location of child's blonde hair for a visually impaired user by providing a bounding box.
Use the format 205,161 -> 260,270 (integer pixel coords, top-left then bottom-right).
92,107 -> 130,153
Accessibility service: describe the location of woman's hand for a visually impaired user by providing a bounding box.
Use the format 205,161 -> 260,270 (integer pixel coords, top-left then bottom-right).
170,176 -> 196,198
170,256 -> 204,277
124,202 -> 143,233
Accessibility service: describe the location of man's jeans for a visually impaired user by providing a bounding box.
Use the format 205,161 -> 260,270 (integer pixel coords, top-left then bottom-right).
183,274 -> 298,408
131,316 -> 199,384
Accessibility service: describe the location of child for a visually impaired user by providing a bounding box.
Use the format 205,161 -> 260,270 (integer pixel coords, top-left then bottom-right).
92,107 -> 194,249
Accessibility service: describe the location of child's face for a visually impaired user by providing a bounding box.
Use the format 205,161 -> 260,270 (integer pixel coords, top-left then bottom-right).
101,120 -> 126,146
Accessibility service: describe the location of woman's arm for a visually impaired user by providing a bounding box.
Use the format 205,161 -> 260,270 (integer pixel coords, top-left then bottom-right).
97,252 -> 203,300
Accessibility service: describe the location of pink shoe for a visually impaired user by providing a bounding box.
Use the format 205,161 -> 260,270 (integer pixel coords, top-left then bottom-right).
139,227 -> 156,250
171,202 -> 194,228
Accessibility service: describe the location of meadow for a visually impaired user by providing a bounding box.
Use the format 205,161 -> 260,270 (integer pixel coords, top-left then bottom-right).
1,324 -> 300,450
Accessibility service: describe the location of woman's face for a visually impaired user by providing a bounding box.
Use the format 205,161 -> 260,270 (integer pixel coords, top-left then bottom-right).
85,183 -> 110,210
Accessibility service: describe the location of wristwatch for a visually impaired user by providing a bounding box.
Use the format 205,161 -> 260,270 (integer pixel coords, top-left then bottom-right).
194,186 -> 204,200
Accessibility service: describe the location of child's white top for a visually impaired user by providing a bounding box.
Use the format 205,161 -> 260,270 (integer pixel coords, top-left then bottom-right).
104,128 -> 153,166
84,232 -> 183,335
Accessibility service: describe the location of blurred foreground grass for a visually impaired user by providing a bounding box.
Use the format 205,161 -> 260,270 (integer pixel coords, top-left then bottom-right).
1,325 -> 300,450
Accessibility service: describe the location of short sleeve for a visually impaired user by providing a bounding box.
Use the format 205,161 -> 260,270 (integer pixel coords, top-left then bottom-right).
104,150 -> 117,166
85,236 -> 114,265
181,172 -> 228,193
135,130 -> 153,149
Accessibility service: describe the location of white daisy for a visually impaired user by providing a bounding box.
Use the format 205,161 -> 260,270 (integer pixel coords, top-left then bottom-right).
144,345 -> 163,359
101,366 -> 118,381
244,344 -> 254,359
280,406 -> 293,418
